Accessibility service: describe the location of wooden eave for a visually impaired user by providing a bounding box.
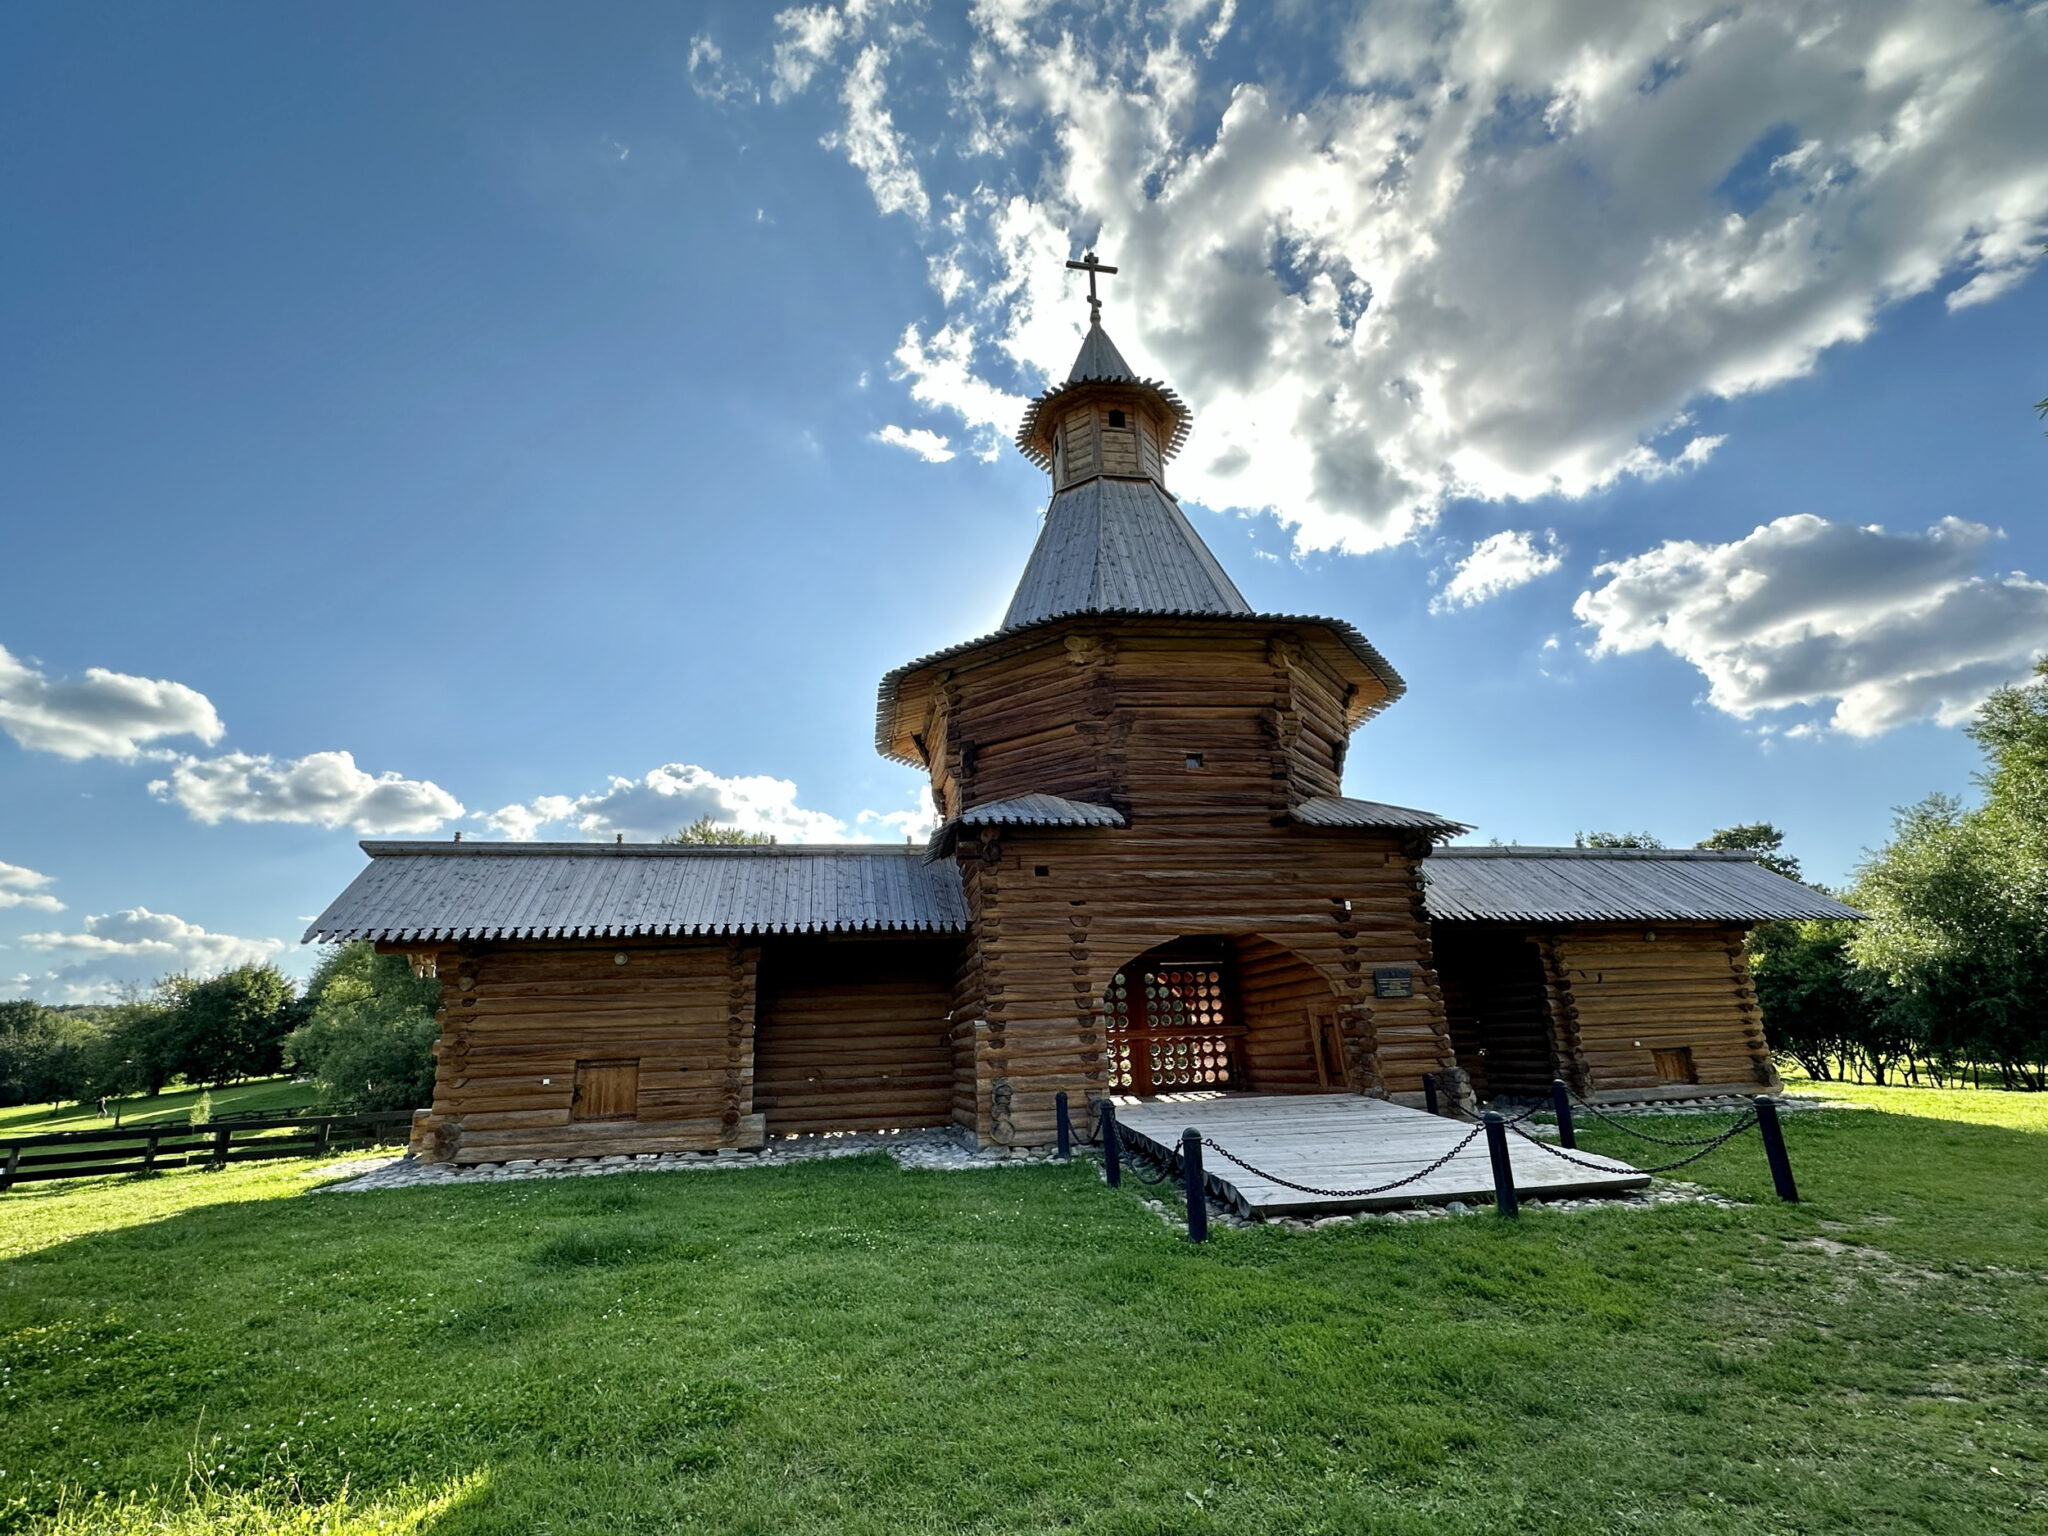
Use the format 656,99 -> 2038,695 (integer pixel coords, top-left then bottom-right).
1016,377 -> 1193,469
874,610 -> 1406,766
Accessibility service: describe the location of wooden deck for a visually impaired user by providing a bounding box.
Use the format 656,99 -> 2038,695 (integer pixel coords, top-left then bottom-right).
1113,1093 -> 1649,1218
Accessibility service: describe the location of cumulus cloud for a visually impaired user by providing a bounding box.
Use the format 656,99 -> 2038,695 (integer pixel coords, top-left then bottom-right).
150,750 -> 464,835
761,0 -> 2048,551
18,908 -> 286,1003
1432,530 -> 1565,613
0,860 -> 64,913
482,763 -> 852,843
1573,515 -> 2048,736
0,642 -> 223,760
873,424 -> 955,462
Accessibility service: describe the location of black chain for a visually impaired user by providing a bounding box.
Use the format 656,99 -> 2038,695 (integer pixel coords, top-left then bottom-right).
1565,1093 -> 1755,1147
1115,1125 -> 1180,1185
1510,1114 -> 1757,1175
1198,1123 -> 1486,1199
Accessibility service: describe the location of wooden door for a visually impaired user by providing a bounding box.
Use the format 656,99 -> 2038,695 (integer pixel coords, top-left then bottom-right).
572,1059 -> 639,1121
1104,959 -> 1243,1096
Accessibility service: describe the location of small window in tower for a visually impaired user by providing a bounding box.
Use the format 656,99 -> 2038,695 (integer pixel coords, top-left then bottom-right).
1185,752 -> 1204,769
1107,408 -> 1126,428
1034,865 -> 1050,877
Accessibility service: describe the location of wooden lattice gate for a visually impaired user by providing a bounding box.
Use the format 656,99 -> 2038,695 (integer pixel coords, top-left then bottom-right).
1104,955 -> 1244,1095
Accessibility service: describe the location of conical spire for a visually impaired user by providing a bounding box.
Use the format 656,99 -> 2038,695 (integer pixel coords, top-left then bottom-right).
1067,321 -> 1136,383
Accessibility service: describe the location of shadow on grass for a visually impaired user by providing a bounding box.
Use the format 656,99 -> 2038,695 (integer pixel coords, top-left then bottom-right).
2,1117 -> 2045,1535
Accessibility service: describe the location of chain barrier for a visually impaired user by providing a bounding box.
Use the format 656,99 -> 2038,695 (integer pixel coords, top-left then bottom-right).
1197,1123 -> 1486,1200
1115,1124 -> 1180,1186
1509,1113 -> 1758,1176
1563,1091 -> 1755,1148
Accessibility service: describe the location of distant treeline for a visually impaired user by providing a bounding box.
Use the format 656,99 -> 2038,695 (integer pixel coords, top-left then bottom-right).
0,943 -> 440,1112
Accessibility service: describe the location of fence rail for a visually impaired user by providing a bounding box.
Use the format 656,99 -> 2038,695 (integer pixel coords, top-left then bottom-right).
0,1112 -> 415,1189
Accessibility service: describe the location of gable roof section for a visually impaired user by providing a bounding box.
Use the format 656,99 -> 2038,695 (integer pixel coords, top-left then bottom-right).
1291,796 -> 1470,837
1003,477 -> 1253,629
1422,847 -> 1865,924
304,842 -> 970,944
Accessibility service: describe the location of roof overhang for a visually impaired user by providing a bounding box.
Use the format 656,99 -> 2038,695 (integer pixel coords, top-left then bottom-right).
875,610 -> 1406,766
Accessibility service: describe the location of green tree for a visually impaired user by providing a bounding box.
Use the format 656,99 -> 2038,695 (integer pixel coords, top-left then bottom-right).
1749,920 -> 1886,1081
1849,667 -> 2048,1091
1573,830 -> 1664,849
662,815 -> 776,846
1698,823 -> 1804,882
0,1000 -> 105,1106
159,964 -> 300,1086
285,942 -> 441,1111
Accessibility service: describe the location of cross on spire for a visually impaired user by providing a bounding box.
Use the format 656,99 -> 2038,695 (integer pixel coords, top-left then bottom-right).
1065,250 -> 1118,325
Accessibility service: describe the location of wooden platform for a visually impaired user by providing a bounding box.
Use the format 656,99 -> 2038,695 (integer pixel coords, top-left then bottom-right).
1113,1093 -> 1649,1218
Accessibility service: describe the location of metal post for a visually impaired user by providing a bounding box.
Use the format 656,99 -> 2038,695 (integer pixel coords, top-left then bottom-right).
1101,1101 -> 1121,1188
1181,1129 -> 1208,1243
1550,1079 -> 1576,1149
1423,1072 -> 1439,1116
1055,1092 -> 1071,1161
1483,1112 -> 1518,1217
1753,1096 -> 1798,1201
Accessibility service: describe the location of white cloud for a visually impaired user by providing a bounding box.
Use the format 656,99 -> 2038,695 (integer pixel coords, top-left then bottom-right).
765,1 -> 2048,552
0,860 -> 64,913
687,35 -> 756,104
479,764 -> 944,845
833,44 -> 929,221
1432,529 -> 1565,613
482,763 -> 851,843
0,642 -> 223,760
873,424 -> 955,462
1573,515 -> 2048,736
18,908 -> 286,1004
150,750 -> 464,835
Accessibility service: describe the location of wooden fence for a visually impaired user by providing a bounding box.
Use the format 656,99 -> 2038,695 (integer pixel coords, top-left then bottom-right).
0,1111 -> 415,1190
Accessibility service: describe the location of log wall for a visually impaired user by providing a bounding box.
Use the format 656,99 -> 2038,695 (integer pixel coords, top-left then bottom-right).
406,939 -> 764,1164
754,937 -> 960,1135
1544,924 -> 1780,1097
1432,926 -> 1561,1101
947,821 -> 1457,1146
920,625 -> 1363,825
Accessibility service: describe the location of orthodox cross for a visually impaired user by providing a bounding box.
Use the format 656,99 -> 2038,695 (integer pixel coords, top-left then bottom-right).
1065,250 -> 1118,325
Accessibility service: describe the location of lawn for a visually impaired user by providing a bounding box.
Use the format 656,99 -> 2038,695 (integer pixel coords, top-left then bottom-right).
0,1079 -> 320,1138
1,1088 -> 2043,1535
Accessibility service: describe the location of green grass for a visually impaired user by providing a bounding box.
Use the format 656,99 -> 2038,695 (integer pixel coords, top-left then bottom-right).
0,1079 -> 320,1138
2,1091 -> 2044,1535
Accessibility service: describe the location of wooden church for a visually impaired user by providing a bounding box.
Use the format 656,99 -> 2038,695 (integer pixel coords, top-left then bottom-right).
307,262 -> 1858,1164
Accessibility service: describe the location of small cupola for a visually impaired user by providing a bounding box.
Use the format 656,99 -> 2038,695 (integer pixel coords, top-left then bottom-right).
1015,253 -> 1192,495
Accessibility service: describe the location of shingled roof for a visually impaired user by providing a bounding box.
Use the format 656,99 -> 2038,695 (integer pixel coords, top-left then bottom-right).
1421,847 -> 1865,924
1002,476 -> 1252,628
304,842 -> 970,943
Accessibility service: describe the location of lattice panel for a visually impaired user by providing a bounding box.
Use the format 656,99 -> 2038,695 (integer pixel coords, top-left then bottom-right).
1104,964 -> 1239,1094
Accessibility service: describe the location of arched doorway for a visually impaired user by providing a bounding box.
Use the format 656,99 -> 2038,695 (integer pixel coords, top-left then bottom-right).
1102,935 -> 1353,1097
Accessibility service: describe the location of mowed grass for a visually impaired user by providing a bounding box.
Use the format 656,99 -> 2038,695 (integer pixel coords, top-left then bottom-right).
0,1079 -> 319,1137
2,1092 -> 2044,1535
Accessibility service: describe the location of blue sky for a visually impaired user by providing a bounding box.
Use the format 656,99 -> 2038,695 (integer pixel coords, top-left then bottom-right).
4,0 -> 2045,1000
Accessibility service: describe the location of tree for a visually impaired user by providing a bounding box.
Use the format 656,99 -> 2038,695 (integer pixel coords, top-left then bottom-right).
1698,823 -> 1803,883
1749,920 -> 1887,1081
1574,830 -> 1665,849
158,964 -> 300,1086
285,942 -> 441,1111
662,815 -> 776,846
0,1000 -> 105,1107
1849,662 -> 2048,1091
